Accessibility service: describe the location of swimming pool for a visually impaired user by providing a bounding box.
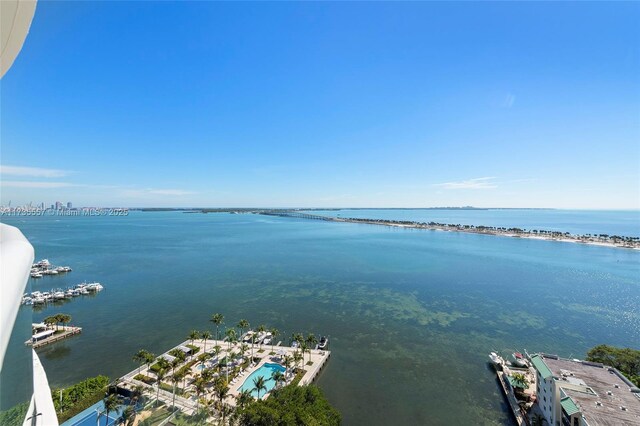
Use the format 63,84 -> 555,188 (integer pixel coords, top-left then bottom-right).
60,400 -> 121,426
238,362 -> 286,398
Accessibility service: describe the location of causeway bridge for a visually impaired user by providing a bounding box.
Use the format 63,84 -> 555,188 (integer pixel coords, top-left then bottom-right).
259,211 -> 334,221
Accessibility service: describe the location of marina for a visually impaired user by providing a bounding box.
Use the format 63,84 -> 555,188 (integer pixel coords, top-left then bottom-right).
21,282 -> 104,306
30,258 -> 73,278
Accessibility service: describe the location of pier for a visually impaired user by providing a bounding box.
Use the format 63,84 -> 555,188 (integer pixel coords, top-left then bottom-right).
26,325 -> 82,348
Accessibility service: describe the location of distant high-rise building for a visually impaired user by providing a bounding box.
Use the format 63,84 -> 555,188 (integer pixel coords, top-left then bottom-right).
50,204 -> 54,210
67,202 -> 72,209
55,201 -> 63,210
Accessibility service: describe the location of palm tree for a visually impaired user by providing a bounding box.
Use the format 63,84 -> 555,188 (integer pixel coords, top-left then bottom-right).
133,349 -> 150,375
120,405 -> 136,426
60,313 -> 72,330
293,350 -> 303,372
240,343 -> 249,362
171,369 -> 185,410
256,325 -> 266,349
283,355 -> 293,379
201,330 -> 212,353
300,342 -> 309,365
102,393 -> 120,426
253,376 -> 267,399
212,345 -> 222,360
189,330 -> 200,346
155,369 -> 166,407
143,352 -> 155,374
130,384 -> 145,407
197,352 -> 211,369
269,328 -> 279,353
291,332 -> 303,346
210,313 -> 224,341
193,377 -> 207,412
272,370 -> 285,389
43,315 -> 57,331
225,328 -> 236,352
237,319 -> 250,340
306,334 -> 318,363
235,389 -> 253,409
214,379 -> 229,408
170,357 -> 181,377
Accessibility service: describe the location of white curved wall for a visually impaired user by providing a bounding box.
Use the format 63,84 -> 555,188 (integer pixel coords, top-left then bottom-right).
0,224 -> 34,371
1,0 -> 37,78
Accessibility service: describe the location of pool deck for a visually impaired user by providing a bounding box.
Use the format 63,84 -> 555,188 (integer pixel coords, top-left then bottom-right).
119,337 -> 331,415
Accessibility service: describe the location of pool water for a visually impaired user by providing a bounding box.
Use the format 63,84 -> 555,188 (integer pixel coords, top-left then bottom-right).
60,400 -> 120,426
238,362 -> 286,398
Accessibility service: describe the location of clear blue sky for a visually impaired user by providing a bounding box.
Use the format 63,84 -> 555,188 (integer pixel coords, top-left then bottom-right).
1,1 -> 639,208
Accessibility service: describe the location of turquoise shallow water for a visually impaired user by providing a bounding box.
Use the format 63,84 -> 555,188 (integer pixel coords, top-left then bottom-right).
2,211 -> 639,425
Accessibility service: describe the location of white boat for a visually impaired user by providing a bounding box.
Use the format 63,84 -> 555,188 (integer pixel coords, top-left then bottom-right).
512,352 -> 528,368
489,352 -> 502,366
317,336 -> 328,350
242,331 -> 255,343
53,291 -> 65,300
30,272 -> 42,278
34,259 -> 50,268
262,333 -> 273,345
32,296 -> 46,305
291,340 -> 299,349
22,296 -> 33,305
85,282 -> 104,292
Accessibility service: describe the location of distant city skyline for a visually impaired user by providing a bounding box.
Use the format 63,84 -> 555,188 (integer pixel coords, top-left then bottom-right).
1,2 -> 638,209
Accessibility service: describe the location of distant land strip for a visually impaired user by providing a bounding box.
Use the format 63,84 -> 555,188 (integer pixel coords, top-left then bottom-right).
257,210 -> 640,250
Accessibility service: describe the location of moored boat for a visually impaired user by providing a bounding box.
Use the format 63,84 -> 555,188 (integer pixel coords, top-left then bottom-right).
512,352 -> 528,368
317,336 -> 329,350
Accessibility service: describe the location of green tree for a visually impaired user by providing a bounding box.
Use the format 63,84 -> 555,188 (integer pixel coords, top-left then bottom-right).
171,369 -> 185,410
238,319 -> 250,340
253,376 -> 267,400
236,384 -> 341,426
306,334 -> 318,362
226,328 -> 237,352
133,349 -> 151,375
201,330 -> 212,353
155,369 -> 166,407
102,393 -> 120,426
235,389 -> 254,409
256,325 -> 266,349
270,328 -> 279,354
189,330 -> 200,346
211,313 -> 224,340
272,370 -> 285,389
586,344 -> 640,386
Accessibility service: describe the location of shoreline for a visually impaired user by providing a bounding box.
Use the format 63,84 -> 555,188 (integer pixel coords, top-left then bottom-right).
334,217 -> 640,250
260,212 -> 640,250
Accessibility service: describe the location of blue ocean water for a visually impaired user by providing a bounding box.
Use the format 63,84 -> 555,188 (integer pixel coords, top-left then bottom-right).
2,210 -> 639,425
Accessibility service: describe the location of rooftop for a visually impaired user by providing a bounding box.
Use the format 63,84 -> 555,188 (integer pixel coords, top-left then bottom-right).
541,355 -> 640,426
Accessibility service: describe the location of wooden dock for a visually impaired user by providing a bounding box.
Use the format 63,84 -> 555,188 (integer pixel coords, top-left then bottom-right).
26,326 -> 82,348
495,367 -> 528,426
